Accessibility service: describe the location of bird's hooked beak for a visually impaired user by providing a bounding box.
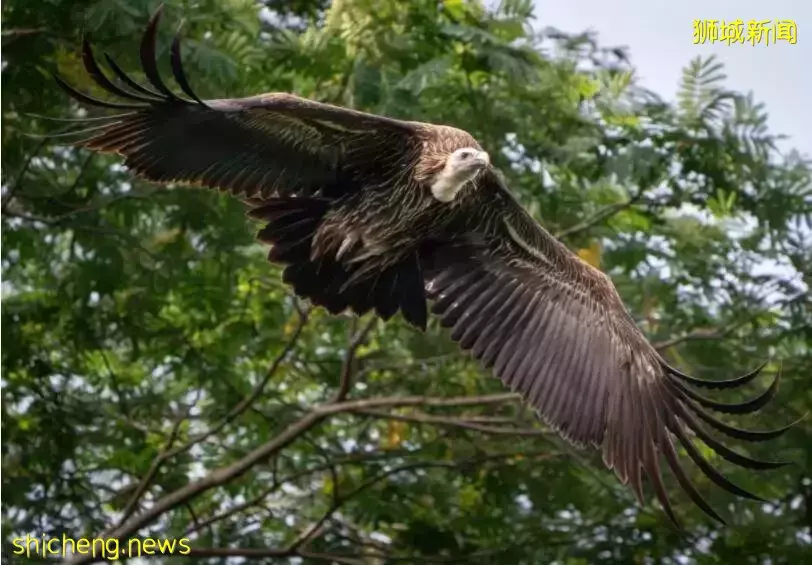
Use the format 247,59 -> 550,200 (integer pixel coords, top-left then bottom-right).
472,151 -> 490,169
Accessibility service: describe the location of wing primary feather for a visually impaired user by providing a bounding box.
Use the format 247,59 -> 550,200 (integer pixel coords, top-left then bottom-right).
669,383 -> 797,443
170,32 -> 208,106
665,370 -> 781,415
84,121 -> 152,152
103,53 -> 165,99
637,381 -> 679,525
624,377 -> 646,500
674,402 -> 791,469
81,37 -> 158,104
578,340 -> 609,448
41,122 -> 132,140
625,380 -> 647,505
666,416 -> 767,501
643,433 -> 680,526
139,5 -> 184,102
659,430 -> 727,524
664,360 -> 767,390
25,112 -> 135,123
53,73 -> 142,110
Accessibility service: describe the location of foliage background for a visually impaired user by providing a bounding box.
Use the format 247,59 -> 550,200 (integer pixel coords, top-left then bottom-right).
2,0 -> 811,563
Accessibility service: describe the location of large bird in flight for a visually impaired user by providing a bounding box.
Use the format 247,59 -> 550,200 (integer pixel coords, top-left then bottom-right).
53,5 -> 795,527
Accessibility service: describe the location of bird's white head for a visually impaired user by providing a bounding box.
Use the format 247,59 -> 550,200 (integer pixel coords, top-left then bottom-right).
430,148 -> 490,203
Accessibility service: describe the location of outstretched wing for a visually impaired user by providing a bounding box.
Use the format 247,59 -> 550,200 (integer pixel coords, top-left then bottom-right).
422,171 -> 795,525
53,6 -> 421,200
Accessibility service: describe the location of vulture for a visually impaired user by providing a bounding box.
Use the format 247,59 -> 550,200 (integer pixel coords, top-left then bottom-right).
52,5 -> 796,527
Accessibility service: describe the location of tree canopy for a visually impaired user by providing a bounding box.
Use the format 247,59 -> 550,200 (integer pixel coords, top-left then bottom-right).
2,0 -> 811,563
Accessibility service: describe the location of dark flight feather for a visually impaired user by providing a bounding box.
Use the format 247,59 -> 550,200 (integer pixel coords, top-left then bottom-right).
50,4 -> 799,528
53,5 -> 422,201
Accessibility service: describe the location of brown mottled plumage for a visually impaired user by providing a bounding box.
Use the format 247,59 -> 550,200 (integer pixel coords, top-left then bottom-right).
52,5 -> 797,527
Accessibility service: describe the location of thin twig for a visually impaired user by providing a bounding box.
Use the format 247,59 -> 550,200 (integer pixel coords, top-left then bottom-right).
653,324 -> 738,352
333,317 -> 376,403
163,307 -> 309,459
291,448 -> 561,555
357,408 -> 548,436
183,450 -> 416,536
2,28 -> 47,41
555,192 -> 645,239
321,392 -> 522,413
117,390 -> 202,525
185,547 -> 364,564
1,137 -> 49,212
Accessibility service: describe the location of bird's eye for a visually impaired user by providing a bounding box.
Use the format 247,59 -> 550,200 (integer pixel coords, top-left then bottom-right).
459,151 -> 471,160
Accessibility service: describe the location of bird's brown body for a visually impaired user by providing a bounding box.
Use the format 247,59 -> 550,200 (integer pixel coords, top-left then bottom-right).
52,5 -> 798,527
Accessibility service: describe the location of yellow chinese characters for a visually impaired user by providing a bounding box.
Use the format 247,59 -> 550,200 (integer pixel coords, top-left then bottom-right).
692,19 -> 798,45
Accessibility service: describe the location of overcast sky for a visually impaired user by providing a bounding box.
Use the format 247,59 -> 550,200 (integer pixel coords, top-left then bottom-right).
534,0 -> 810,157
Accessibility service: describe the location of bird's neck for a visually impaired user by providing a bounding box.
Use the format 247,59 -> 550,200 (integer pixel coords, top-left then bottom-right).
430,172 -> 472,203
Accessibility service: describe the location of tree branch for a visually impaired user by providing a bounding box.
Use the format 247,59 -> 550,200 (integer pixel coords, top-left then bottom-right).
101,450 -> 550,563
117,392 -> 201,525
61,390 -> 522,564
332,317 -> 376,403
65,412 -> 329,565
320,392 -> 522,414
162,307 -> 309,460
1,137 -> 48,212
289,449 -> 559,555
183,450 -> 417,537
185,547 -> 364,564
653,324 -> 738,352
324,449 -> 555,528
357,408 -> 548,436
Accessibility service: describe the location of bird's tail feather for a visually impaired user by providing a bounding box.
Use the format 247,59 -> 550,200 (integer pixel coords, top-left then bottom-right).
247,198 -> 428,330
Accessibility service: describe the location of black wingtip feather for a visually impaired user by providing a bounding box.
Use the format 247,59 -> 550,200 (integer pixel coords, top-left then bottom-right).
671,382 -> 796,444
642,430 -> 680,528
81,37 -> 156,104
53,72 -> 142,110
668,416 -> 768,502
661,432 -> 727,525
103,53 -> 164,99
676,405 -> 791,470
666,369 -> 781,415
170,32 -> 207,106
54,5 -> 202,113
665,360 -> 768,390
139,4 -> 182,102
25,111 -> 134,123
